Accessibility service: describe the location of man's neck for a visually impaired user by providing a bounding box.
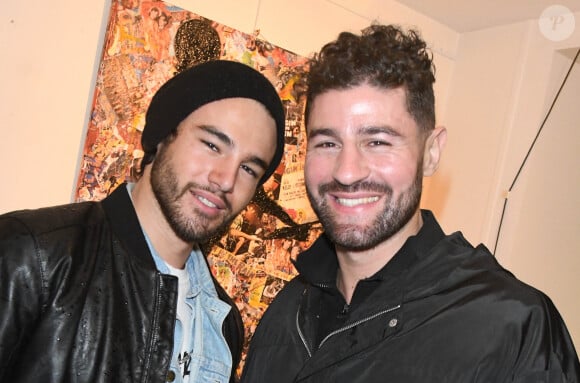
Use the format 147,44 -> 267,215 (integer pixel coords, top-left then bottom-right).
335,211 -> 423,304
131,178 -> 193,269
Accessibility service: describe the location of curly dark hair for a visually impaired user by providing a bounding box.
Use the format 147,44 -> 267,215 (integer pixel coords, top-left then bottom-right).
305,24 -> 436,132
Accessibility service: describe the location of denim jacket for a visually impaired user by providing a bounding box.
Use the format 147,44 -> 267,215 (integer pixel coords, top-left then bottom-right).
132,184 -> 233,383
151,246 -> 232,383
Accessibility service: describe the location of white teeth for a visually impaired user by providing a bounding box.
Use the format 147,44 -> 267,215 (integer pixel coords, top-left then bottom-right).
198,196 -> 217,208
336,196 -> 379,207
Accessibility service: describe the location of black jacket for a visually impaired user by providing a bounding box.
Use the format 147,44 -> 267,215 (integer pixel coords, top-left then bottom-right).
242,210 -> 579,382
0,185 -> 243,382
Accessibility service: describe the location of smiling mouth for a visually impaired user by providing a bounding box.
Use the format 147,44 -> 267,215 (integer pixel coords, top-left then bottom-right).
197,195 -> 218,208
335,196 -> 379,207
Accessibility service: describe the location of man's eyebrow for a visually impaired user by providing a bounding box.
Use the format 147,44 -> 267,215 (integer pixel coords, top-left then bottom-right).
199,125 -> 233,147
360,125 -> 401,137
307,125 -> 401,139
199,124 -> 269,170
248,156 -> 269,171
307,127 -> 338,140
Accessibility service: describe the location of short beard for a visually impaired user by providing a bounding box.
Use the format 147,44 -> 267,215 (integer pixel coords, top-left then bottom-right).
150,144 -> 234,244
306,169 -> 423,251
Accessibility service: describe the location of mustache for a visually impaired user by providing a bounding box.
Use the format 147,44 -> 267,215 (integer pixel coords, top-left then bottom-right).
318,180 -> 391,195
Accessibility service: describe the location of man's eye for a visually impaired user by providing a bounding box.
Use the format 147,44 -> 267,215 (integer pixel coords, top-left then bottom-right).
315,141 -> 337,149
369,140 -> 391,147
241,164 -> 258,178
202,140 -> 219,152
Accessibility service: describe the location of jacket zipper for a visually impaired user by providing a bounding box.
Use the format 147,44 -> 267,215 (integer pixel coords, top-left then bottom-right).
295,285 -> 401,356
318,304 -> 401,348
296,307 -> 313,357
142,274 -> 165,383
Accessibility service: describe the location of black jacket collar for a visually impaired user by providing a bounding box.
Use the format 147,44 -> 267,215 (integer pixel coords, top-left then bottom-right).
100,184 -> 157,271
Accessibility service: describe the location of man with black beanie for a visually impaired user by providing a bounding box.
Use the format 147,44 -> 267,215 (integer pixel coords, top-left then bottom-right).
0,60 -> 286,383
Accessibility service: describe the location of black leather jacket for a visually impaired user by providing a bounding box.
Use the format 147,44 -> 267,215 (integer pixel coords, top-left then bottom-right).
242,211 -> 580,382
0,185 -> 243,382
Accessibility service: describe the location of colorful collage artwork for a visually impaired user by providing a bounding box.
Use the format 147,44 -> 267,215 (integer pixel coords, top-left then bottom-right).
75,0 -> 322,366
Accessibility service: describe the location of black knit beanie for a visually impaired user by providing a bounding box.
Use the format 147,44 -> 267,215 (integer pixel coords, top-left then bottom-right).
142,60 -> 285,184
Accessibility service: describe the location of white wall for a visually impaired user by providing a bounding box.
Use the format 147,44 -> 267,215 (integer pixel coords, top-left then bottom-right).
422,22 -> 531,240
500,50 -> 580,349
435,17 -> 580,346
494,30 -> 580,346
2,0 -> 578,346
1,1 -> 110,211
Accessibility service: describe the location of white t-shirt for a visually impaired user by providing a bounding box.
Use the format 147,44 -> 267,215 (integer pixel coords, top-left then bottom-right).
166,263 -> 193,383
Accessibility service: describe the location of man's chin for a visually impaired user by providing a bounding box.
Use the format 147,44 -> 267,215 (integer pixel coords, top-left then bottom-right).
199,218 -> 235,242
329,235 -> 380,252
168,217 -> 227,244
325,224 -> 368,243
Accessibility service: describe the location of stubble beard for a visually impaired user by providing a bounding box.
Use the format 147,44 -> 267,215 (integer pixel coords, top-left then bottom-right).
306,169 -> 423,251
150,145 -> 234,244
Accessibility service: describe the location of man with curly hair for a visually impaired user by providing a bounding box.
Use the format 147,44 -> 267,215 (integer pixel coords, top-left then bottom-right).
241,24 -> 579,382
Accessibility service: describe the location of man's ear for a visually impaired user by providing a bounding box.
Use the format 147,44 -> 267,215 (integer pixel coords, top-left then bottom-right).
422,126 -> 447,176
